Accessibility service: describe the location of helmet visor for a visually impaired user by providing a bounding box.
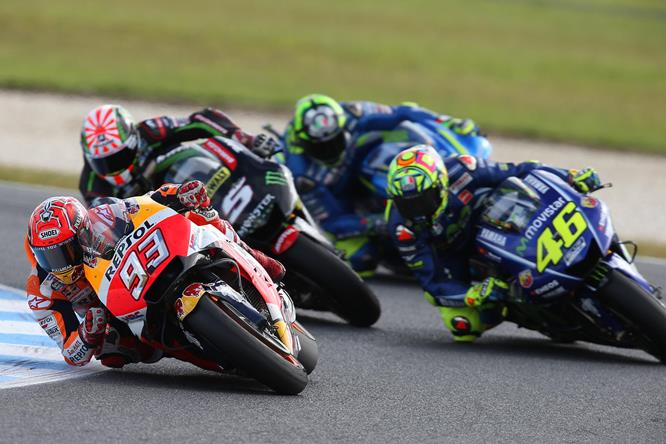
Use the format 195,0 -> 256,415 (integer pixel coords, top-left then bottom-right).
393,186 -> 443,220
32,237 -> 84,273
88,143 -> 136,176
303,131 -> 347,165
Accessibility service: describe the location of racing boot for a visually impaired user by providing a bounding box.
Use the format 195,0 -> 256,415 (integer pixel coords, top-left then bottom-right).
97,322 -> 163,368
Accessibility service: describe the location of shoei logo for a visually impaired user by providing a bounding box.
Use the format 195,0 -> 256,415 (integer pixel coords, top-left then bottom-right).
38,228 -> 60,240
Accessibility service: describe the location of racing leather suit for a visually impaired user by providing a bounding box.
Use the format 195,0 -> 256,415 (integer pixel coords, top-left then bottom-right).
281,101 -> 480,274
79,108 -> 260,206
25,184 -> 284,368
385,155 -> 573,341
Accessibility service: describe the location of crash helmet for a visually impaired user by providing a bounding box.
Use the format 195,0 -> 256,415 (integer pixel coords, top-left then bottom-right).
386,145 -> 449,221
28,197 -> 90,284
80,104 -> 140,186
292,94 -> 348,164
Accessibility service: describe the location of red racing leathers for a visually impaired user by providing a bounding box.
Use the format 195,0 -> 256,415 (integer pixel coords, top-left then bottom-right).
25,182 -> 284,368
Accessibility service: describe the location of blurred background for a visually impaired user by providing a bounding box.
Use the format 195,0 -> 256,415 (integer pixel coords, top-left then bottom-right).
1,0 -> 664,150
0,0 -> 665,250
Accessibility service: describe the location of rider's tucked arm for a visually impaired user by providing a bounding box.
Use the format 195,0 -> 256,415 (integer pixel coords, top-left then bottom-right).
299,183 -> 383,238
79,162 -> 118,207
465,156 -> 600,193
386,204 -> 469,305
25,268 -> 103,366
139,108 -> 256,149
346,101 -> 440,133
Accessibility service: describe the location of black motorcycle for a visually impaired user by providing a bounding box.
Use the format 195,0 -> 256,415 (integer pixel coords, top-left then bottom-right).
161,136 -> 381,327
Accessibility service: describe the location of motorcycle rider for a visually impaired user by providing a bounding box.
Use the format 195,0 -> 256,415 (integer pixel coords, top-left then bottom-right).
280,93 -> 484,275
25,180 -> 286,368
79,104 -> 278,206
384,145 -> 606,342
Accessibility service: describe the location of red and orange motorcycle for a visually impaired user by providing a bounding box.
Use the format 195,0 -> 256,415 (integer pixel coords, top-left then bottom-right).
84,196 -> 317,394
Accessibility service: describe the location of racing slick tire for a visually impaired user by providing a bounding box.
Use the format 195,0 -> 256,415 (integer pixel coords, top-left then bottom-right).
279,235 -> 381,327
185,296 -> 309,395
292,321 -> 318,374
598,270 -> 666,363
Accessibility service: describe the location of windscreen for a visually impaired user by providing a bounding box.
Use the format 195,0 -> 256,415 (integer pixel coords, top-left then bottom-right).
481,177 -> 541,233
80,201 -> 134,260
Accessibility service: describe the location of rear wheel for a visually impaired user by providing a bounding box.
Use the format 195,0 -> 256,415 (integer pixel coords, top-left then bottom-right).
185,296 -> 308,394
279,235 -> 381,327
598,270 -> 666,362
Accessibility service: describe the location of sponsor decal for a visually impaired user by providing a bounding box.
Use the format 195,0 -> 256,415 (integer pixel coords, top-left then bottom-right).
479,228 -> 507,247
38,228 -> 60,240
205,167 -> 231,197
104,219 -> 155,281
581,196 -> 598,208
265,171 -> 288,186
237,194 -> 275,237
273,226 -> 299,254
450,173 -> 473,194
202,138 -> 237,170
28,295 -> 52,310
94,205 -> 115,227
120,309 -> 146,323
396,225 -> 415,242
458,190 -> 473,204
66,339 -> 92,364
524,197 -> 566,240
457,155 -> 477,171
531,280 -> 560,297
524,175 -> 549,194
541,287 -> 568,298
519,269 -> 533,288
563,236 -> 586,266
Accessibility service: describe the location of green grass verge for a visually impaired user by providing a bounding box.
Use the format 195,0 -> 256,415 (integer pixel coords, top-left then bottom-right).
1,0 -> 665,153
0,165 -> 77,190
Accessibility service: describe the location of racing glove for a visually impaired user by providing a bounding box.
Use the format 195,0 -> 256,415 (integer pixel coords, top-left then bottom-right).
568,168 -> 601,194
78,307 -> 107,347
364,214 -> 387,237
250,133 -> 279,158
464,277 -> 508,308
177,180 -> 211,209
444,118 -> 479,136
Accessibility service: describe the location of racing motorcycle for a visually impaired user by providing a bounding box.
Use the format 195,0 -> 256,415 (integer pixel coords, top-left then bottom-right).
83,196 -> 318,394
356,119 -> 492,201
161,137 -> 381,327
322,120 -> 492,276
472,169 -> 665,361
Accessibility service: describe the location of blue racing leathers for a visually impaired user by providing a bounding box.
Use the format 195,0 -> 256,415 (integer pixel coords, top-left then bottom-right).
385,155 -> 573,307
281,101 -> 480,272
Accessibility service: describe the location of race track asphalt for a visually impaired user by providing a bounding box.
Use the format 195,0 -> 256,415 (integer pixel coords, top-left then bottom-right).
0,181 -> 663,443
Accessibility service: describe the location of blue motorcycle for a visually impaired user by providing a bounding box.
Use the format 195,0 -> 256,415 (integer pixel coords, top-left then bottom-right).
357,119 -> 492,199
473,169 -> 665,360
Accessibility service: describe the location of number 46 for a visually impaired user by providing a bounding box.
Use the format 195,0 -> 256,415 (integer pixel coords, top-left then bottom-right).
536,202 -> 587,273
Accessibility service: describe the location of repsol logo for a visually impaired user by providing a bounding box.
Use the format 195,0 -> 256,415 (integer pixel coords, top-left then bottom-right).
525,197 -> 566,240
38,228 -> 60,240
104,220 -> 155,280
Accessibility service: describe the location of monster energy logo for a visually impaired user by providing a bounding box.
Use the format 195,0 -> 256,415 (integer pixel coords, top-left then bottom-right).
265,171 -> 288,186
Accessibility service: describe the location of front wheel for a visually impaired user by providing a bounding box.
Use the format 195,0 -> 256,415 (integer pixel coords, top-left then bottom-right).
279,235 -> 381,327
185,296 -> 309,394
598,270 -> 666,362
